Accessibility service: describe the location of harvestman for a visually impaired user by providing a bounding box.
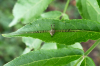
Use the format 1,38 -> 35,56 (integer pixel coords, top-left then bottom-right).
50,25 -> 55,36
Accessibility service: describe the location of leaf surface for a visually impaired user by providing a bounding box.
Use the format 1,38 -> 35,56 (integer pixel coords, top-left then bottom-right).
80,57 -> 95,66
38,11 -> 69,20
22,37 -> 42,50
97,0 -> 100,7
41,11 -> 62,19
9,0 -> 53,27
76,0 -> 100,22
22,37 -> 57,54
4,48 -> 84,66
3,19 -> 100,45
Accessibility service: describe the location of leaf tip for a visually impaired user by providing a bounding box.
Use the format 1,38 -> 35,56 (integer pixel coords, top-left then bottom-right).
9,18 -> 19,27
9,22 -> 15,27
2,34 -> 5,37
2,34 -> 9,37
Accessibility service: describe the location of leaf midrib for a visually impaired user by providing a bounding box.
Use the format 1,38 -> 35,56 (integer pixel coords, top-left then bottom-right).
2,29 -> 100,37
20,29 -> 100,33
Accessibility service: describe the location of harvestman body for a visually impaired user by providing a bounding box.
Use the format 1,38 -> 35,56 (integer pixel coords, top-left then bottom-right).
50,25 -> 55,36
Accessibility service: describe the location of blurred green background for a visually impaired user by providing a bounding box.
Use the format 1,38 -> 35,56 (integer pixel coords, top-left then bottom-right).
0,0 -> 100,66
0,0 -> 25,66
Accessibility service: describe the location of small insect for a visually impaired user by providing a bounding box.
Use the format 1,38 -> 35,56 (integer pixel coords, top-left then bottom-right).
50,24 -> 55,36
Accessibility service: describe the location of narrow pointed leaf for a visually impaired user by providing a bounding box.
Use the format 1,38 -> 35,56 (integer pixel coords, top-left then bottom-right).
4,48 -> 84,66
2,19 -> 100,45
9,0 -> 53,27
80,57 -> 95,66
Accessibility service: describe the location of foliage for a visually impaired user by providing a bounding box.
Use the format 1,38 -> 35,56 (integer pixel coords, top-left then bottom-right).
96,0 -> 100,7
80,57 -> 95,66
9,0 -> 53,27
0,0 -> 24,65
4,48 -> 83,66
1,0 -> 100,66
3,19 -> 100,45
76,0 -> 100,22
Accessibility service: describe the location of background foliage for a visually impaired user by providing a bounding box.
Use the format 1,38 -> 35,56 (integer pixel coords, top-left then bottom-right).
0,0 -> 100,66
0,0 -> 25,66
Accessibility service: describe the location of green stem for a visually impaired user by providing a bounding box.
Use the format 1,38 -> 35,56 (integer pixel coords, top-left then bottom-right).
74,38 -> 100,66
84,38 -> 100,56
74,56 -> 83,66
63,0 -> 70,14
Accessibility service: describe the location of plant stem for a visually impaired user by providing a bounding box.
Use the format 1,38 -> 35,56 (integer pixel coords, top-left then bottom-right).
63,0 -> 70,14
84,38 -> 100,56
74,38 -> 100,66
74,56 -> 83,66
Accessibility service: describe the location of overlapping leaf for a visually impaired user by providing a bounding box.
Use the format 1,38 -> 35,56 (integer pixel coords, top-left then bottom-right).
41,11 -> 62,19
97,0 -> 100,7
4,48 -> 84,66
76,0 -> 100,22
22,37 -> 42,50
80,57 -> 95,66
41,11 -> 69,20
9,0 -> 53,27
3,19 -> 100,45
22,37 -> 57,54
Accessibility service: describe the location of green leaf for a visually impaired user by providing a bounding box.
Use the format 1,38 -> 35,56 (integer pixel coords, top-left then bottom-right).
22,37 -> 42,50
57,43 -> 83,50
2,19 -> 100,45
4,48 -> 84,66
60,43 -> 83,66
76,0 -> 100,22
96,0 -> 100,7
9,0 -> 53,27
67,43 -> 83,50
65,60 -> 82,66
80,56 -> 95,66
22,37 -> 35,47
41,11 -> 62,19
41,42 -> 57,50
22,37 -> 57,50
61,13 -> 69,20
22,47 -> 31,54
22,37 -> 57,54
41,11 -> 69,20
